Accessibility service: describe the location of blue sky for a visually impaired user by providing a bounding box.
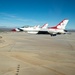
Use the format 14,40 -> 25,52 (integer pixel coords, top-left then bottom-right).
0,0 -> 75,29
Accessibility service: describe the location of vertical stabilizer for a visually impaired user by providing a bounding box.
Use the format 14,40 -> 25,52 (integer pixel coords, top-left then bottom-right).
41,23 -> 48,29
56,19 -> 69,29
34,25 -> 40,29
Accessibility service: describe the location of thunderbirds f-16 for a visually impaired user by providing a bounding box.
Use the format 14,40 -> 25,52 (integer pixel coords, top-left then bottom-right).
38,19 -> 69,36
12,19 -> 69,36
12,23 -> 48,34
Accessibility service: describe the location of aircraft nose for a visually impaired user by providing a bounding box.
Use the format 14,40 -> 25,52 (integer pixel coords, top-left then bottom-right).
11,29 -> 16,32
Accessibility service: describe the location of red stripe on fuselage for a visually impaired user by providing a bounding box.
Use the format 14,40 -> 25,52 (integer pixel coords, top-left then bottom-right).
48,26 -> 58,29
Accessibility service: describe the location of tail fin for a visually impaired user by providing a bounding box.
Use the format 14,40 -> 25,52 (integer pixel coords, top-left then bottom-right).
41,23 -> 48,29
56,19 -> 69,29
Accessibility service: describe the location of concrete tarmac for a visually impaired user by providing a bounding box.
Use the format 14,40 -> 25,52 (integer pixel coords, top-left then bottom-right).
0,32 -> 75,75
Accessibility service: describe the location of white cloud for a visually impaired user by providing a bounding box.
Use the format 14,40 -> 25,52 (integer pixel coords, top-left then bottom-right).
16,18 -> 29,22
16,18 -> 40,23
0,12 -> 43,27
0,12 -> 39,23
0,13 -> 16,18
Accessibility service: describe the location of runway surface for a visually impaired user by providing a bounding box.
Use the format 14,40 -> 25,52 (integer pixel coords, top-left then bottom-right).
0,32 -> 75,75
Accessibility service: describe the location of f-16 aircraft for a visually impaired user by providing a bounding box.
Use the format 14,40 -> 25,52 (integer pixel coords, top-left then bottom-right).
38,19 -> 69,36
12,23 -> 48,34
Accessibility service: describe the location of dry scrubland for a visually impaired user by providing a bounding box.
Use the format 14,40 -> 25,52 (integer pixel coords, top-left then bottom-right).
0,32 -> 75,75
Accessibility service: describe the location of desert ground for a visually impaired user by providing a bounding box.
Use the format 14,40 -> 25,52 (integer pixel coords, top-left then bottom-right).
0,32 -> 75,75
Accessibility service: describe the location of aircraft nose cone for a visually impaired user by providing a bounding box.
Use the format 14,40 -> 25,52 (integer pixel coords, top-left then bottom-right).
11,29 -> 16,32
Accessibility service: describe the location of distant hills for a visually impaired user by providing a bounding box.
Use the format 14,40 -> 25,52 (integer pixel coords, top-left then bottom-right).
67,29 -> 75,32
0,27 -> 12,32
0,27 -> 75,32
